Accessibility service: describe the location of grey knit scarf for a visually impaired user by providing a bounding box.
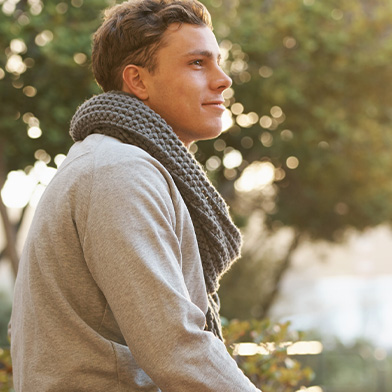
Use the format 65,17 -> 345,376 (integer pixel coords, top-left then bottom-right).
69,91 -> 242,339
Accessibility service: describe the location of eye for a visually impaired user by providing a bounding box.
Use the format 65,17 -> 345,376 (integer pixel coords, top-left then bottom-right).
191,59 -> 203,66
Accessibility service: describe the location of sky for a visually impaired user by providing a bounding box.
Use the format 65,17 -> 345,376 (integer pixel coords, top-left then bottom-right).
270,225 -> 392,351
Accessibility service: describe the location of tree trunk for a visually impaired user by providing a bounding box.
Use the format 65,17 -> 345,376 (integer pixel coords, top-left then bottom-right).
261,230 -> 301,318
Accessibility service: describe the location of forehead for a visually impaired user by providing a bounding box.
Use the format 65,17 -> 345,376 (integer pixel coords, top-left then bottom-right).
159,23 -> 220,60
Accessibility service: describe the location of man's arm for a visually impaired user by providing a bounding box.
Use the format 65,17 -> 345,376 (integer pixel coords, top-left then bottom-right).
82,148 -> 261,392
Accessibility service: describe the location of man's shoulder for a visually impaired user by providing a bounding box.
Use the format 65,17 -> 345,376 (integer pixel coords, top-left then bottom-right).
63,134 -> 163,175
92,134 -> 171,179
79,133 -> 153,164
51,134 -> 175,203
74,134 -> 179,198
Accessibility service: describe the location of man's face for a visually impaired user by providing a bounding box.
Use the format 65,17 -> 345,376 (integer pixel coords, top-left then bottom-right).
141,23 -> 232,147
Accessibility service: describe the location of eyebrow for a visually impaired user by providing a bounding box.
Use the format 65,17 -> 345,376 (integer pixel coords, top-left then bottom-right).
184,50 -> 221,62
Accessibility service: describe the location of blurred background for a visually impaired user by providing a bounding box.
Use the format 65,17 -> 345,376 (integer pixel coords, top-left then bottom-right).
1,0 -> 392,391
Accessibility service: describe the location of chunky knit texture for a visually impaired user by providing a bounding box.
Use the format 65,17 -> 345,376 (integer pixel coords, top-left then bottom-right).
69,91 -> 242,339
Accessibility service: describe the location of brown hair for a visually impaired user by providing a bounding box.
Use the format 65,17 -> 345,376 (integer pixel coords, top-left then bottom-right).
92,0 -> 212,91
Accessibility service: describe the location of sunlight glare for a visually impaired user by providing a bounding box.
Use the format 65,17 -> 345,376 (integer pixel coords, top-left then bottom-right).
235,161 -> 275,193
223,149 -> 242,169
54,154 -> 66,168
27,126 -> 42,139
296,387 -> 323,392
34,161 -> 56,186
1,170 -> 36,208
1,159 -> 59,209
234,341 -> 323,357
6,54 -> 27,75
221,109 -> 234,132
287,341 -> 323,355
29,184 -> 46,208
10,38 -> 27,54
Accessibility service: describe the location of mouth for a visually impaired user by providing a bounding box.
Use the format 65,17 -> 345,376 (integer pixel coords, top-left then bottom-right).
202,101 -> 225,111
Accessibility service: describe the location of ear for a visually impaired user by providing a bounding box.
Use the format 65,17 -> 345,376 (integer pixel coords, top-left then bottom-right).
122,65 -> 149,100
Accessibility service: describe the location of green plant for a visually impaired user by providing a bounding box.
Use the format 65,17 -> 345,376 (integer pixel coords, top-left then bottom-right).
0,347 -> 13,392
223,319 -> 314,391
0,292 -> 12,348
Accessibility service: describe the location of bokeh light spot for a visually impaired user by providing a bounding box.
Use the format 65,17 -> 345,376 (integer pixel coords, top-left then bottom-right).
73,52 -> 87,65
28,126 -> 42,139
235,161 -> 275,193
223,149 -> 243,169
286,156 -> 299,169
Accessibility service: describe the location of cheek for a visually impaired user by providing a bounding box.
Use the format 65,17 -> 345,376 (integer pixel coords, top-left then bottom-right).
149,73 -> 204,119
174,85 -> 201,114
158,80 -> 190,106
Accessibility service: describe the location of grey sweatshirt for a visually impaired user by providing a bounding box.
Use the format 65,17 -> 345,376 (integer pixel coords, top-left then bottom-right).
11,134 -> 261,391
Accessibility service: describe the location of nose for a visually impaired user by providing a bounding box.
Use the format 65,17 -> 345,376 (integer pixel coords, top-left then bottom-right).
212,66 -> 232,91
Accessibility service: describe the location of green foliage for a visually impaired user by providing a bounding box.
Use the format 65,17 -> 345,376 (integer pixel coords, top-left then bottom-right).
0,293 -> 12,392
223,319 -> 314,391
0,348 -> 13,392
0,0 -> 111,172
201,0 -> 392,241
0,293 -> 11,348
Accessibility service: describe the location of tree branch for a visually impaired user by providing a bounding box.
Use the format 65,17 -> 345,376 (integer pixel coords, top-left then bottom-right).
261,230 -> 302,318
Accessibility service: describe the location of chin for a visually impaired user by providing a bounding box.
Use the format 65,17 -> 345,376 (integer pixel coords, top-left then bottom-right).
198,130 -> 222,142
201,118 -> 223,136
180,121 -> 223,144
207,124 -> 223,139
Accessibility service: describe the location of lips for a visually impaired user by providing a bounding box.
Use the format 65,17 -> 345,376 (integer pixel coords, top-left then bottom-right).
202,101 -> 225,111
203,100 -> 224,105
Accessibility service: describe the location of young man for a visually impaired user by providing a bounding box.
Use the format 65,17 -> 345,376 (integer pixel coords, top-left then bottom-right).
11,0 -> 261,391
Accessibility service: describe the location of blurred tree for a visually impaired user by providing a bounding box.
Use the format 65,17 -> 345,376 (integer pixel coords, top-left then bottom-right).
199,0 -> 392,318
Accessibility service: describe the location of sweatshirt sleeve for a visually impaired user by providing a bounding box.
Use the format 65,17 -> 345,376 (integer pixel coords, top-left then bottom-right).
82,150 -> 261,392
